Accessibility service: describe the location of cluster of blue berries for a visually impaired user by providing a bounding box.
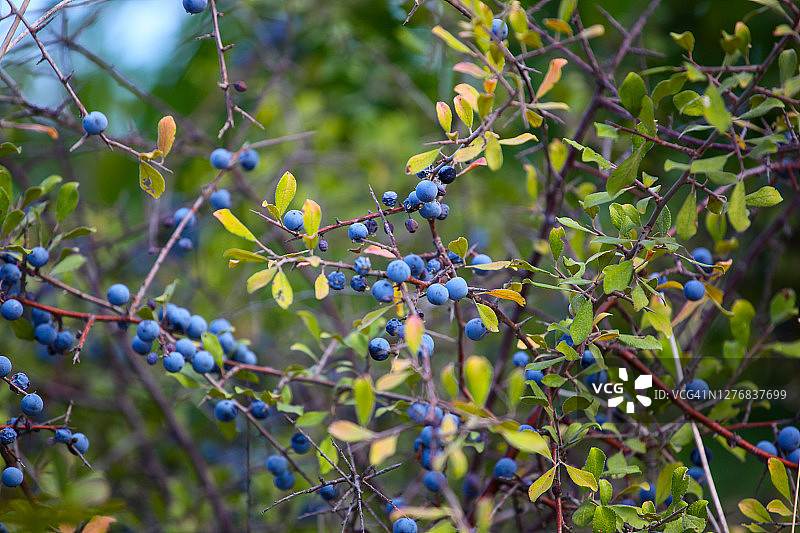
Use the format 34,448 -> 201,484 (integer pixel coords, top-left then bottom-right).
265,433 -> 311,490
210,148 -> 260,171
756,425 -> 800,463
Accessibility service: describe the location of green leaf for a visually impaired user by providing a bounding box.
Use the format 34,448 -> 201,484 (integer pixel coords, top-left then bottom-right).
318,436 -> 338,475
584,447 -> 606,484
272,270 -> 293,309
703,84 -> 732,133
302,199 -> 322,248
296,411 -> 327,427
62,226 -> 96,240
767,457 -> 792,501
671,466 -> 690,501
598,479 -> 613,505
49,253 -> 85,276
592,506 -> 617,533
465,355 -> 493,407
213,209 -> 257,242
738,498 -> 771,523
475,302 -> 499,332
353,376 -> 375,426
224,248 -> 268,263
275,171 -> 296,217
0,143 -> 20,158
603,261 -> 633,294
739,97 -> 784,120
780,49 -> 797,85
670,31 -> 695,53
728,181 -> 750,232
570,299 -> 593,344
730,299 -> 755,346
405,315 -> 423,356
528,466 -> 556,502
454,95 -> 473,129
690,154 -> 729,174
558,0 -> 577,21
676,190 -> 697,240
653,74 -> 687,107
653,205 -> 672,236
56,182 -> 79,223
562,138 -> 612,170
573,500 -> 598,527
448,237 -> 468,259
619,72 -> 646,117
201,332 -> 224,368
485,134 -> 503,171
1,209 -> 23,238
247,267 -> 277,293
674,90 -> 705,116
405,149 -> 440,175
770,289 -> 797,325
563,394 -> 592,414
501,428 -> 552,460
745,186 -> 782,207
139,161 -> 165,199
607,151 -> 641,195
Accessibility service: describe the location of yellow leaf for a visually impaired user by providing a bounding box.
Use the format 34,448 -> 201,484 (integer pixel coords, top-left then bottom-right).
475,302 -> 499,332
272,270 -> 293,309
453,62 -> 488,79
405,149 -> 440,175
543,18 -> 573,35
432,25 -> 471,53
465,355 -> 493,406
499,133 -> 538,145
213,209 -> 257,242
536,58 -> 568,99
453,138 -> 485,163
328,420 -> 375,442
157,116 -> 176,157
138,161 -> 165,199
315,273 -> 329,299
369,435 -> 397,465
478,289 -> 525,306
485,133 -> 503,170
275,171 -> 296,217
454,83 -> 480,112
405,314 -> 424,356
436,101 -> 452,132
247,268 -> 277,293
454,95 -> 473,129
375,370 -> 412,391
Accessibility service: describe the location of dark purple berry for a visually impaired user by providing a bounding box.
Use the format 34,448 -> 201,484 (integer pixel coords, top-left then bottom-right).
405,219 -> 418,233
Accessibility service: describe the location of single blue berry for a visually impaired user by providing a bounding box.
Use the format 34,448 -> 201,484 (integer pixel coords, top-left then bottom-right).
471,254 -> 492,275
638,484 -> 655,503
419,201 -> 442,219
214,400 -> 238,422
756,440 -> 777,458
393,518 -> 417,533
0,427 -> 16,444
415,180 -> 438,202
519,424 -> 534,432
691,247 -> 714,273
21,393 -> 44,416
445,277 -> 468,300
232,345 -> 257,365
687,466 -> 706,486
249,400 -> 271,419
27,247 -> 49,268
82,111 -> 108,135
371,280 -> 395,302
387,260 -> 411,283
403,254 -> 425,277
0,264 -> 20,284
137,320 -> 160,343
182,0 -> 207,13
465,318 -> 488,341
1,299 -> 23,321
319,483 -> 338,501
778,426 -> 800,451
10,373 -> 29,391
382,191 -> 398,207
31,308 -> 50,325
438,165 -> 456,184
493,457 -> 517,480
690,446 -> 712,466
558,334 -> 574,347
208,318 -> 232,335
283,209 -> 305,232
291,432 -> 311,454
163,352 -> 185,373
327,271 -> 346,290
426,283 -> 448,305
386,318 -> 402,336
437,203 -> 450,220
54,428 -> 72,443
0,356 -> 10,377
210,189 -> 232,210
132,336 -> 152,355
403,191 -> 422,212
417,334 -> 435,358
426,259 -> 441,274
34,323 -> 57,345
491,18 -> 509,39
173,207 -> 196,229
239,149 -> 259,171
423,470 -> 447,492
1,467 -> 23,487
53,330 -> 74,352
386,498 -> 407,515
525,369 -> 544,386
368,338 -> 391,361
218,331 -> 236,354
267,454 -> 288,475
191,350 -> 215,374
512,351 -> 529,367
348,223 -> 369,242
146,352 -> 158,365
350,275 -> 367,292
71,433 -> 89,454
580,350 -> 596,369
683,280 -> 705,301
187,315 -> 208,339
788,449 -> 800,464
684,378 -> 709,401
175,338 -> 197,359
209,148 -> 232,169
274,471 -> 295,490
354,256 -> 371,275
107,283 -> 130,306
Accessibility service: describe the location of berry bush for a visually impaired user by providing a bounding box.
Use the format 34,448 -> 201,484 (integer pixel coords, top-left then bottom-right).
0,0 -> 799,532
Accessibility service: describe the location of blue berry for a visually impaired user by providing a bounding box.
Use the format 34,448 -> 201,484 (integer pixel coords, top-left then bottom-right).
137,320 -> 160,343
419,201 -> 442,219
417,334 -> 435,358
638,485 -> 655,503
0,264 -> 20,284
420,425 -> 437,448
53,330 -> 74,351
687,466 -> 706,485
471,254 -> 492,275
191,350 -> 215,374
214,400 -> 238,422
683,280 -> 705,301
210,189 -> 232,210
82,111 -> 108,135
519,424 -> 534,432
187,315 -> 208,339
788,449 -> 800,464
175,338 -> 197,359
386,498 -> 407,515
0,356 -> 10,377
372,280 -> 395,302
438,165 -> 456,184
756,440 -> 777,457
283,209 -> 305,232
437,203 -> 450,220
462,474 -> 482,498
107,283 -> 130,306
691,247 -> 714,273
10,373 -> 29,391
327,271 -> 346,290
291,432 -> 311,454
558,334 -> 574,347
146,353 -> 158,365
34,323 -> 57,345
385,318 -> 401,336
525,369 -> 544,386
512,351 -> 529,367
426,259 -> 441,274
387,260 -> 411,283
173,207 -> 196,229
266,454 -> 288,475
350,275 -> 367,292
690,446 -> 712,466
423,471 -> 447,492
0,427 -> 16,444
403,191 -> 422,212
415,180 -> 438,202
684,378 -> 709,401
239,149 -> 259,171
27,247 -> 49,268
348,223 -> 369,242
580,350 -> 596,369
491,18 -> 509,39
354,256 -> 371,275
208,318 -> 232,334
163,352 -> 185,373
182,0 -> 207,13
179,238 -> 192,250
465,318 -> 488,341
393,518 -> 417,533
493,457 -> 517,480
209,148 -> 232,169
21,393 -> 43,415
232,345 -> 257,365
132,336 -> 152,355
445,277 -> 468,300
218,331 -> 236,354
31,308 -> 51,325
54,428 -> 72,443
407,403 -> 427,423
274,471 -> 295,490
319,483 -> 338,501
368,338 -> 391,361
71,433 -> 89,454
778,426 -> 800,451
249,400 -> 270,419
382,191 -> 398,207
1,299 -> 23,321
1,467 -> 23,487
426,283 -> 448,305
